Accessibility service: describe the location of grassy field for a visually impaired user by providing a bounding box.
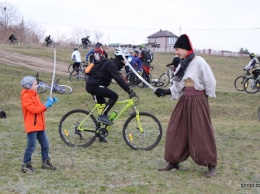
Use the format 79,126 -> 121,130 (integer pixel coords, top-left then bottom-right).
0,45 -> 259,194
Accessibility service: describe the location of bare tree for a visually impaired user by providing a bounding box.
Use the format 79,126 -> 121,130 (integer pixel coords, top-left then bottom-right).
93,29 -> 104,43
0,2 -> 20,29
71,28 -> 91,46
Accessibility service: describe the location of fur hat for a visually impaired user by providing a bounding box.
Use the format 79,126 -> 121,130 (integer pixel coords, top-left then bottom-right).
21,76 -> 36,89
174,34 -> 192,51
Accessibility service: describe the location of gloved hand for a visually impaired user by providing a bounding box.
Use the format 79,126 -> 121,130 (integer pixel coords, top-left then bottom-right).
154,88 -> 171,97
44,97 -> 54,108
0,109 -> 7,119
53,97 -> 58,104
128,89 -> 136,98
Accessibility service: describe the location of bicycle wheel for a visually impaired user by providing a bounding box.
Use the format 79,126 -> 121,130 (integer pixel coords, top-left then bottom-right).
123,112 -> 162,151
258,107 -> 260,121
244,77 -> 259,94
159,72 -> 170,87
57,85 -> 73,94
37,85 -> 46,93
70,70 -> 80,81
59,109 -> 98,147
234,76 -> 246,91
68,64 -> 73,73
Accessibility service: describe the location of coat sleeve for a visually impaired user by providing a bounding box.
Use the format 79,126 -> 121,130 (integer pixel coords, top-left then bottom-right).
22,93 -> 47,114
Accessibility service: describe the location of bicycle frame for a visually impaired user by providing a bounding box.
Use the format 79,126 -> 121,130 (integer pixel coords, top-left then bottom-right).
77,98 -> 144,133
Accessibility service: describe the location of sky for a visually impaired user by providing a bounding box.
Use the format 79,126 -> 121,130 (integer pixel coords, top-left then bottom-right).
4,0 -> 260,54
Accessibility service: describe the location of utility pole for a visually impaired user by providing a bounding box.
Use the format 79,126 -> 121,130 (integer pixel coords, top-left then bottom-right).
4,7 -> 7,29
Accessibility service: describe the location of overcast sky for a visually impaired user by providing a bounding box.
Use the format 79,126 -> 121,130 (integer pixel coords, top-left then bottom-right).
5,0 -> 260,53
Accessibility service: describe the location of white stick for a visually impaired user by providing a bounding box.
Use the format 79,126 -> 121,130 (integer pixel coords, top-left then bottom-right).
50,47 -> 56,98
121,51 -> 156,91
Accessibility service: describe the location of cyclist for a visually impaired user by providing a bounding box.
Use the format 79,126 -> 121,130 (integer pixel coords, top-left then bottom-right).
85,42 -> 108,63
8,31 -> 17,44
139,44 -> 152,86
71,47 -> 82,72
166,55 -> 180,72
126,50 -> 142,74
85,48 -> 136,140
45,35 -> 52,47
81,36 -> 91,48
243,53 -> 260,79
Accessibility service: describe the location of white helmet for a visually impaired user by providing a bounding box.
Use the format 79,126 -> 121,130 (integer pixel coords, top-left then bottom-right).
114,48 -> 130,58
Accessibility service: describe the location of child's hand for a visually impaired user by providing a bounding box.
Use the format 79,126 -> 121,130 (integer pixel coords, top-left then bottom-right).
44,97 -> 54,108
53,97 -> 58,104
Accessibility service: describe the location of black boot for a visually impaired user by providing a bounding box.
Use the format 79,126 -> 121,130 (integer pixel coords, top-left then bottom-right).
21,162 -> 34,173
42,158 -> 57,170
205,165 -> 216,178
158,163 -> 179,171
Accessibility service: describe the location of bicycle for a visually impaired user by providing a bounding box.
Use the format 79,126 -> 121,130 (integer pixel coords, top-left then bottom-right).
5,39 -> 21,45
58,96 -> 162,151
68,62 -> 87,73
36,72 -> 73,94
158,64 -> 175,87
234,70 -> 251,91
243,75 -> 260,94
69,66 -> 88,82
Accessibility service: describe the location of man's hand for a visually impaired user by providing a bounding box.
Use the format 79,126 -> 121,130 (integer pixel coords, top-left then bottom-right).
128,89 -> 137,98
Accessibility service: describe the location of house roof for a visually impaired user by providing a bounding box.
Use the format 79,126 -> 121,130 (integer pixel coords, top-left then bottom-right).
147,29 -> 179,38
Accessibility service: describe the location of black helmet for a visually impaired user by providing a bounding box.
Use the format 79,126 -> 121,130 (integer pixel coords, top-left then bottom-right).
95,42 -> 103,48
249,53 -> 255,59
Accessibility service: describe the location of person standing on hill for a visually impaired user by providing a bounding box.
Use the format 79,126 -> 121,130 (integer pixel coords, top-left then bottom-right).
154,34 -> 217,178
71,47 -> 82,73
20,76 -> 58,173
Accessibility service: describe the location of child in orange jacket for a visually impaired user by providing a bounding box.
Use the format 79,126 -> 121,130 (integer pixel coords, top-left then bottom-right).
20,76 -> 58,173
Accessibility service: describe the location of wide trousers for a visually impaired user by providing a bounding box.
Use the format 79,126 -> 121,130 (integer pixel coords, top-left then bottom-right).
164,87 -> 217,167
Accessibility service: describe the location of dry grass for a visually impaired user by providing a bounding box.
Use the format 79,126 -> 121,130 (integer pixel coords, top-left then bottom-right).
0,45 -> 259,194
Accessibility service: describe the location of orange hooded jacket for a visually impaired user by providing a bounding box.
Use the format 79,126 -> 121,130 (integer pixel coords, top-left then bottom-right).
21,89 -> 47,133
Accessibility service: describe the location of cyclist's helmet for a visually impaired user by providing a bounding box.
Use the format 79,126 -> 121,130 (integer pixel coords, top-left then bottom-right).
95,42 -> 103,48
139,44 -> 146,49
249,53 -> 255,59
114,48 -> 130,62
74,47 -> 78,50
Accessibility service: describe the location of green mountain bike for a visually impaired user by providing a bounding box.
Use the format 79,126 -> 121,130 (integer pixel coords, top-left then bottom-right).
58,96 -> 162,151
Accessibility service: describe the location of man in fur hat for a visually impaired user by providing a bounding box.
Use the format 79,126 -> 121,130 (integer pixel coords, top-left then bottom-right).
154,34 -> 217,178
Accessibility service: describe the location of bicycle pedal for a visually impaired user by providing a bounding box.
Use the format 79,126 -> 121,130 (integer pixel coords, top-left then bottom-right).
99,138 -> 108,143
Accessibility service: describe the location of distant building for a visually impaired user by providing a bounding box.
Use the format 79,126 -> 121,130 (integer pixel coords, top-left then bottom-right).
147,29 -> 179,49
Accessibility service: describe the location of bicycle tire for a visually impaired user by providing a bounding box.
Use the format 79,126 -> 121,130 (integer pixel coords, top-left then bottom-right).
70,69 -> 81,81
244,77 -> 259,94
68,64 -> 73,73
122,112 -> 162,151
234,76 -> 246,91
37,85 -> 46,93
159,72 -> 170,87
59,109 -> 98,147
258,107 -> 260,121
56,85 -> 73,94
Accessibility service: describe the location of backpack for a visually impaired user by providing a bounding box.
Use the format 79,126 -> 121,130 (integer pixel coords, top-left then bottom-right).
143,49 -> 153,63
84,59 -> 109,76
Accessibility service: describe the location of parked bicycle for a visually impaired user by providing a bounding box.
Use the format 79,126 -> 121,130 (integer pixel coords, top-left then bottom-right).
243,75 -> 260,94
234,70 -> 251,91
58,95 -> 162,151
36,72 -> 73,94
158,64 -> 176,87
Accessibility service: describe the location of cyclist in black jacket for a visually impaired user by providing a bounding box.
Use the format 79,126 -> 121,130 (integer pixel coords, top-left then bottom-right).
86,48 -> 136,127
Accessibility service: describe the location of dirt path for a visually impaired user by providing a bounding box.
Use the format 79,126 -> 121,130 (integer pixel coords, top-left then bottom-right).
0,49 -> 69,75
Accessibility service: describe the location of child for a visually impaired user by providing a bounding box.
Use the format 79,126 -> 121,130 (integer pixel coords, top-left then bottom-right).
20,76 -> 58,173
